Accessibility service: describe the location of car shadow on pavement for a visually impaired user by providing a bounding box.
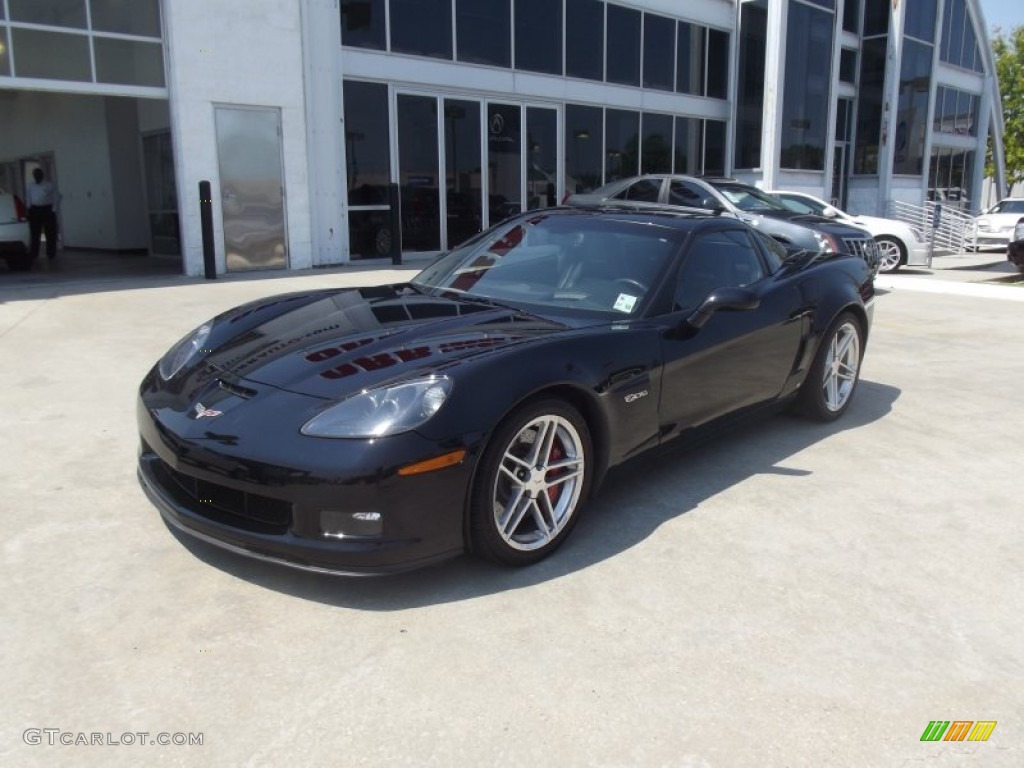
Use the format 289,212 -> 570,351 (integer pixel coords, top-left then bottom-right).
173,379 -> 900,608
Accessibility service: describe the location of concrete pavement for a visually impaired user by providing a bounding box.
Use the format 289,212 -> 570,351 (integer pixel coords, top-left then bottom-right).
1,258 -> 1022,767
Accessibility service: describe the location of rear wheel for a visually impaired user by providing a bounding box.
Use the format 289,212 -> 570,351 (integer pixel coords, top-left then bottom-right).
875,236 -> 905,273
470,399 -> 592,566
797,313 -> 864,422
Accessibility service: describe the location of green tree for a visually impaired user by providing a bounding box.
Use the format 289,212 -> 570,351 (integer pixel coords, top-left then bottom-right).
988,26 -> 1024,186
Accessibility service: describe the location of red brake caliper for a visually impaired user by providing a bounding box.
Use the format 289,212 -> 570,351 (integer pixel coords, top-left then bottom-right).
546,439 -> 564,504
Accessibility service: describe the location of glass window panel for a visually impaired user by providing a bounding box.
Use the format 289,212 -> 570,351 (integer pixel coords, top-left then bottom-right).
606,4 -> 640,86
0,29 -> 9,76
566,0 -> 603,81
94,38 -> 164,86
12,28 -> 91,81
940,0 -> 953,61
892,39 -> 933,174
605,109 -> 639,181
843,0 -> 860,33
904,0 -> 937,42
487,103 -> 522,223
90,0 -> 161,37
941,85 -> 958,133
862,0 -> 889,35
854,37 -> 886,174
781,3 -> 833,170
970,94 -> 980,136
734,1 -> 766,169
840,48 -> 857,83
341,0 -> 386,50
526,107 -> 558,209
391,0 -> 452,59
397,95 -> 440,251
706,29 -> 729,98
445,100 -> 483,246
9,0 -> 86,29
615,178 -> 662,202
803,0 -> 835,8
641,113 -> 672,173
932,86 -> 945,132
676,22 -> 705,96
703,120 -> 726,176
947,0 -> 965,66
515,0 -> 562,75
955,89 -> 969,135
674,117 -> 699,174
642,14 -> 674,91
960,9 -> 977,70
457,0 -> 510,67
566,104 -> 604,192
344,81 -> 392,204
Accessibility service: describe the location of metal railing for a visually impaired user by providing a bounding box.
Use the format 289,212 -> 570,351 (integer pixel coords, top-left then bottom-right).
887,200 -> 976,253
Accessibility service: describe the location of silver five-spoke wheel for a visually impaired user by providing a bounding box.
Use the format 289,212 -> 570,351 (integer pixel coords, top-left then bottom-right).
821,321 -> 860,412
797,313 -> 864,422
471,400 -> 592,565
493,415 -> 585,551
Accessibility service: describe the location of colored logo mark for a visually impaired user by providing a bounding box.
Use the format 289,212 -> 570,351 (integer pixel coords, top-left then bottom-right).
920,721 -> 997,742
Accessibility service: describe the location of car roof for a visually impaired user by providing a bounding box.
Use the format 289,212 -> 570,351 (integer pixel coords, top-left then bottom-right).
528,205 -> 736,233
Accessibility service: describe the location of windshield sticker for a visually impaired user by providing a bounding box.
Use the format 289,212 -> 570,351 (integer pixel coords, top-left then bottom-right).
613,293 -> 637,313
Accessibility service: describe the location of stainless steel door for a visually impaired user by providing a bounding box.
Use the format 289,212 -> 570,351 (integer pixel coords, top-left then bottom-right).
215,107 -> 287,271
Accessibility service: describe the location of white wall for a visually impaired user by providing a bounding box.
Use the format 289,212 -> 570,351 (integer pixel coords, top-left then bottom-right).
162,0 -> 311,276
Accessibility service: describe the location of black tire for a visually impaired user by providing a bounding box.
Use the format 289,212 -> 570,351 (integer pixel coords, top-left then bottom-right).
4,249 -> 34,272
470,398 -> 593,566
374,226 -> 392,256
874,236 -> 905,273
796,312 -> 864,422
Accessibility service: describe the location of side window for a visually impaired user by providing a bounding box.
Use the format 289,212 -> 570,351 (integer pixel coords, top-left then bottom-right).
751,229 -> 785,272
674,229 -> 766,311
669,179 -> 713,209
614,178 -> 662,202
779,196 -> 817,214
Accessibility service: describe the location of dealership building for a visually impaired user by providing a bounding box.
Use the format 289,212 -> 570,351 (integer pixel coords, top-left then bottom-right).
0,0 -> 1007,276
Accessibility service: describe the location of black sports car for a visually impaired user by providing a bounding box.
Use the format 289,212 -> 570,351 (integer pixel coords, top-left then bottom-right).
138,208 -> 874,575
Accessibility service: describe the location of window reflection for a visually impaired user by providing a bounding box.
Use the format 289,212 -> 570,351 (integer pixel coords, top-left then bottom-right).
781,2 -> 833,170
605,109 -> 639,182
566,105 -> 603,193
515,0 -> 562,75
566,0 -> 604,81
457,0 -> 510,67
341,0 -> 386,50
606,4 -> 641,86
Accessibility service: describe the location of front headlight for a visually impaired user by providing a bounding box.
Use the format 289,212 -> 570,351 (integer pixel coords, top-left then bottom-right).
301,375 -> 453,438
158,321 -> 213,380
813,231 -> 838,253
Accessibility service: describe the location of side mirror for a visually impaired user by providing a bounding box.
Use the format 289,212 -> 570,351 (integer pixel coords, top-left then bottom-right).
685,287 -> 760,330
821,205 -> 839,218
702,198 -> 726,215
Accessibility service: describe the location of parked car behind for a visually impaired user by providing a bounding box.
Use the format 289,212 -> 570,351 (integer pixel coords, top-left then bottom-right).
1007,218 -> 1024,273
0,187 -> 32,272
974,198 -> 1024,249
567,175 -> 880,274
770,190 -> 928,273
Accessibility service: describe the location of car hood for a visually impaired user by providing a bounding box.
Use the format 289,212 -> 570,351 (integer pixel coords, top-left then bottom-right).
200,285 -> 577,399
756,209 -> 869,237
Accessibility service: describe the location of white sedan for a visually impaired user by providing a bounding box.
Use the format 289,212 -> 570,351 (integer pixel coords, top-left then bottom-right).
974,198 -> 1024,249
770,190 -> 929,274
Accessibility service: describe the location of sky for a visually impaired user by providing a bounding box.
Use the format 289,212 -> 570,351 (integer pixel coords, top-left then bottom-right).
976,0 -> 1022,36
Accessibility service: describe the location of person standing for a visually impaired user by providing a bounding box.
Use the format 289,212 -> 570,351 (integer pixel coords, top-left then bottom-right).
27,168 -> 60,260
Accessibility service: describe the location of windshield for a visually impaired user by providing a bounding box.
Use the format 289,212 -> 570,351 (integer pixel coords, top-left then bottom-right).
990,200 -> 1024,214
713,183 -> 790,212
413,213 -> 681,316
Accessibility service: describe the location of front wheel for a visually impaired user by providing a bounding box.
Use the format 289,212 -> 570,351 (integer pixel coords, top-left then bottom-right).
470,399 -> 592,566
796,313 -> 864,422
874,236 -> 905,273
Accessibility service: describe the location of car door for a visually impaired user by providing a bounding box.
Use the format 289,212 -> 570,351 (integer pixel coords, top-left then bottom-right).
656,227 -> 805,436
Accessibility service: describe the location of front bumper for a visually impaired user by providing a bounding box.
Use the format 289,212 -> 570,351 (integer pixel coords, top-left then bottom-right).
137,393 -> 473,575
